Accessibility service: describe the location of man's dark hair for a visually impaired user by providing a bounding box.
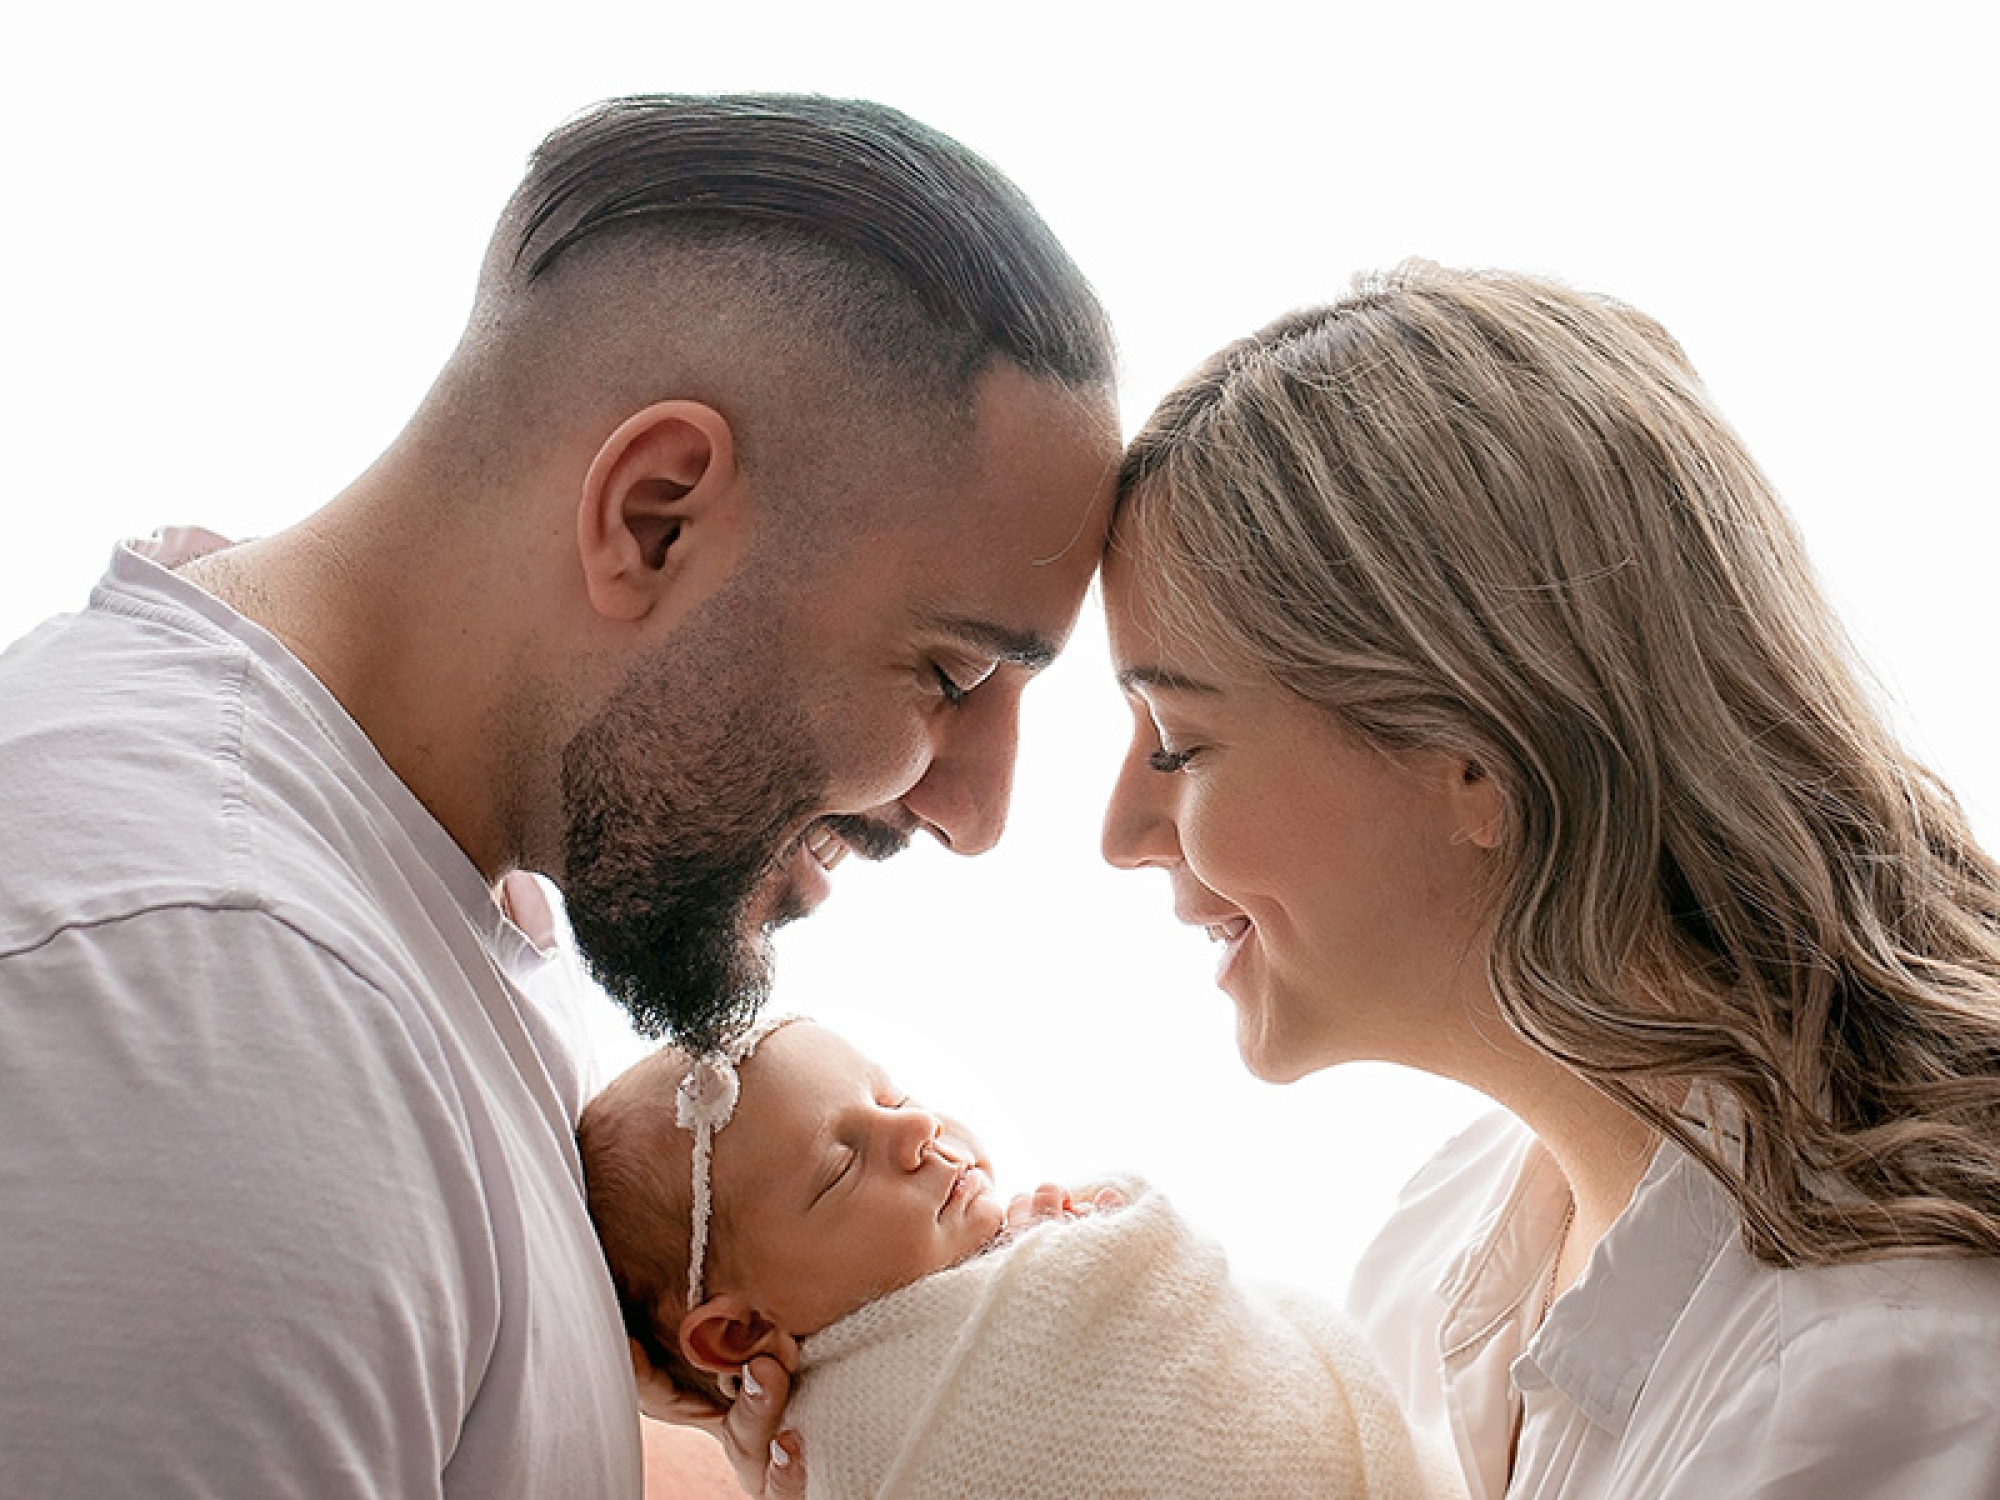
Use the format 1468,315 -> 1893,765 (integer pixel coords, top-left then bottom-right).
508,93 -> 1114,393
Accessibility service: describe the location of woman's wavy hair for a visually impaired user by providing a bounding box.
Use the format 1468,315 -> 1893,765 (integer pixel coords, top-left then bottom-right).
1116,261 -> 2000,1265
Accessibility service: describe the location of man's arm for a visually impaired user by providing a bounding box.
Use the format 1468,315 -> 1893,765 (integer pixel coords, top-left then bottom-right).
0,907 -> 488,1496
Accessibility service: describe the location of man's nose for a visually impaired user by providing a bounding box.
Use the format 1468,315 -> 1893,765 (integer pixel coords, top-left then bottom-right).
899,686 -> 1021,855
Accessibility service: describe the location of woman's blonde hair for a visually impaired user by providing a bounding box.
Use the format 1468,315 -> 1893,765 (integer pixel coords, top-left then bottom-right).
1117,261 -> 2000,1265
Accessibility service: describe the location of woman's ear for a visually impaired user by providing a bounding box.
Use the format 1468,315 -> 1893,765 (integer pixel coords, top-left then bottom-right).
1452,757 -> 1506,850
575,399 -> 753,625
677,1294 -> 800,1379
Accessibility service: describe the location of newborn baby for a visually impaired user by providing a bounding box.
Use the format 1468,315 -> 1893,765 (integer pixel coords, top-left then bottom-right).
579,1017 -> 1460,1499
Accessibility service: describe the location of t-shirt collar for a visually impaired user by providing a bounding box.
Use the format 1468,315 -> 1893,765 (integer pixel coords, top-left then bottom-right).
108,532 -> 554,982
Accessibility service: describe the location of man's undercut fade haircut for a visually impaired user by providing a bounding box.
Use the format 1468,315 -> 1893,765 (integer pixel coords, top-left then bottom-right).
506,93 -> 1114,395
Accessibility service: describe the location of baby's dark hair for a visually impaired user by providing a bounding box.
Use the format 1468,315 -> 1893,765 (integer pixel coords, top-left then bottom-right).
578,1047 -> 730,1404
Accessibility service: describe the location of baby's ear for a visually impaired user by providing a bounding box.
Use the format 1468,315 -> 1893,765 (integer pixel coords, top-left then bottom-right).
678,1294 -> 800,1377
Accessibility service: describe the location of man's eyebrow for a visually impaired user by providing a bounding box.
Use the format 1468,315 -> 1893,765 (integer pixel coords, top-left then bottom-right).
930,615 -> 1059,671
1116,664 -> 1221,695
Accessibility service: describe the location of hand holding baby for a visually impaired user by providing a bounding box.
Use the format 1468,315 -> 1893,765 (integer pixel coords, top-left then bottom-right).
630,1344 -> 803,1498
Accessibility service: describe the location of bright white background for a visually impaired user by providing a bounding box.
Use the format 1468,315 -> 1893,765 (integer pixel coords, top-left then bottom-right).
5,2 -> 1995,1296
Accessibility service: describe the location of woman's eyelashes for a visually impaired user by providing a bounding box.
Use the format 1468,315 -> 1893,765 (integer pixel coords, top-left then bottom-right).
1131,697 -> 1204,774
1142,718 -> 1201,773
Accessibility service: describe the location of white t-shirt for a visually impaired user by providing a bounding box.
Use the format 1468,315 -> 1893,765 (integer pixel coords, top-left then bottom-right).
1349,1106 -> 2000,1499
0,536 -> 641,1498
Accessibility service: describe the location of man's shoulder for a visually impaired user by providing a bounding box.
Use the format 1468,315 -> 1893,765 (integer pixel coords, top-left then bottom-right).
2,599 -> 253,941
0,589 -> 415,962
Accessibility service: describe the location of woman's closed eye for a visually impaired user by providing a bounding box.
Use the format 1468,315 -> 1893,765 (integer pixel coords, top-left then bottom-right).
1132,700 -> 1204,774
1144,723 -> 1205,772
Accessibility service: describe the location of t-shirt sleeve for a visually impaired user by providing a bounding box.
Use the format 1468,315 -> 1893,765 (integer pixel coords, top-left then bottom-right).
0,904 -> 495,1498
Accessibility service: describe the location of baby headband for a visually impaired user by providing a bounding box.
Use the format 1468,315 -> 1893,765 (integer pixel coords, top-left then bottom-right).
676,1012 -> 802,1311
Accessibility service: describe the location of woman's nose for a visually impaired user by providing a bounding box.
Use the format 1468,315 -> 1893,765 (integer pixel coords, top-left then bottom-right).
1101,744 -> 1180,870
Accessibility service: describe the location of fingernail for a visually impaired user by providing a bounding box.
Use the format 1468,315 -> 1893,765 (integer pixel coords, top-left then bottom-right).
740,1365 -> 764,1401
769,1438 -> 792,1470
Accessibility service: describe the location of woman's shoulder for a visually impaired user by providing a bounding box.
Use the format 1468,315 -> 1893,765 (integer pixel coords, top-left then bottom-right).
1776,1245 -> 2000,1340
1642,1243 -> 2000,1493
1629,1153 -> 2000,1419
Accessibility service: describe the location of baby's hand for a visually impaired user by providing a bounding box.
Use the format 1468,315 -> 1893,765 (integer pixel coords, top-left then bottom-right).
1003,1181 -> 1127,1235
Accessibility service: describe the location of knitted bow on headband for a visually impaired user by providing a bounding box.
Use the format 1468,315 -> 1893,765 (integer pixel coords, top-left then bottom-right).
675,1013 -> 802,1310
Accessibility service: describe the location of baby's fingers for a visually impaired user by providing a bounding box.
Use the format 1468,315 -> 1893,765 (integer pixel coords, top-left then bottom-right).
1005,1181 -> 1078,1233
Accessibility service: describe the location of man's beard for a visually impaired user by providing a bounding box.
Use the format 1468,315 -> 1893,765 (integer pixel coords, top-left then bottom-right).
557,652 -> 825,1056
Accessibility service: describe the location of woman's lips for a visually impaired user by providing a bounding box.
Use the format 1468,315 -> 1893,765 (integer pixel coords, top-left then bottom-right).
1206,916 -> 1253,985
1205,916 -> 1250,944
1172,907 -> 1253,984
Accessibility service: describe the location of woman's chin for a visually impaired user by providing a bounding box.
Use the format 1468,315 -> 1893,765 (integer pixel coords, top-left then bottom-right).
1234,1008 -> 1315,1084
1231,986 -> 1354,1083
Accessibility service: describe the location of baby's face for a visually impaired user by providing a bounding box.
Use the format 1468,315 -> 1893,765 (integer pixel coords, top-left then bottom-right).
707,1023 -> 1003,1335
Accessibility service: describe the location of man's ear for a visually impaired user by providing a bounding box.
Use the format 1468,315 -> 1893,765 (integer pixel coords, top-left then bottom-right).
677,1293 -> 800,1379
576,400 -> 752,625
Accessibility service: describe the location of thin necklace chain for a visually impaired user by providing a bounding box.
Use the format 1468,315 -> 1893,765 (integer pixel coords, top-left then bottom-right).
1542,1197 -> 1577,1321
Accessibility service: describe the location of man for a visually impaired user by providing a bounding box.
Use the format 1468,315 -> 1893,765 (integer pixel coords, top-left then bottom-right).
0,94 -> 1118,1498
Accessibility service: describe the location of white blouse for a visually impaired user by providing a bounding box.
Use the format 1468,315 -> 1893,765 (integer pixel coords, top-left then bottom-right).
1348,1108 -> 2000,1499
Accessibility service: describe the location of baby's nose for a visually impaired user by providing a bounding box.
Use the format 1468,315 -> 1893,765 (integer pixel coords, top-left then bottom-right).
888,1105 -> 943,1167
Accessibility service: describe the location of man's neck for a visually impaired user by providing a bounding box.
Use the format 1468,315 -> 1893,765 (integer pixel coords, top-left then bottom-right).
179,482 -> 547,879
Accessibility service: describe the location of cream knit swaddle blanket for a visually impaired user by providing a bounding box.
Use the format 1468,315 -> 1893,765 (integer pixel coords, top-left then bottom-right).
790,1177 -> 1461,1499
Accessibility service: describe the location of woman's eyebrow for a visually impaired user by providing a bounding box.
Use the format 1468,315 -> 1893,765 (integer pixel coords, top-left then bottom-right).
1115,664 -> 1221,696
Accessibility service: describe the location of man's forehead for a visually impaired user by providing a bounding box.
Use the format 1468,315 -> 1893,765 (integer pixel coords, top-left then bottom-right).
856,373 -> 1114,665
952,367 -> 1119,519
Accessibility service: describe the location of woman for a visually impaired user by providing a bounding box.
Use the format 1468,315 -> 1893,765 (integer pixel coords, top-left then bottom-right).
1100,262 -> 2000,1498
